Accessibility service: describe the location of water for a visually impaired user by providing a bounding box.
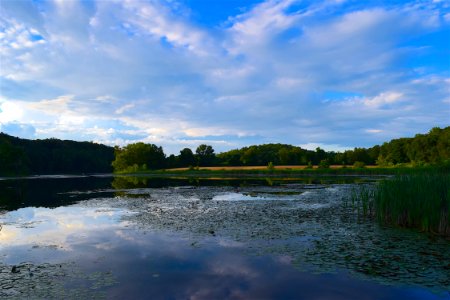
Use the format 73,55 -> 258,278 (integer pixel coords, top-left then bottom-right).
0,175 -> 449,299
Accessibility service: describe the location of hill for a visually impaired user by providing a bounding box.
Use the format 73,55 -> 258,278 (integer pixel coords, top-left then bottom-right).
0,133 -> 114,176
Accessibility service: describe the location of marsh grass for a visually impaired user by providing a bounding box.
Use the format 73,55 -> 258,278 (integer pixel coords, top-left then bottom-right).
354,168 -> 450,236
350,185 -> 375,219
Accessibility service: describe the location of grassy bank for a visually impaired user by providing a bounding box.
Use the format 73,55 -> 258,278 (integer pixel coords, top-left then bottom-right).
118,164 -> 442,178
353,166 -> 450,236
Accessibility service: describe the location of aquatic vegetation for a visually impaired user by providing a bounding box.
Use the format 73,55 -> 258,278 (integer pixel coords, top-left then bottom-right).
2,176 -> 449,297
350,185 -> 375,219
0,262 -> 116,298
352,167 -> 450,236
80,183 -> 449,293
374,172 -> 450,236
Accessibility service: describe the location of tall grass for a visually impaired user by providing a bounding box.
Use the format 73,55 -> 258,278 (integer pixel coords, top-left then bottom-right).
354,168 -> 450,236
374,172 -> 449,235
350,185 -> 375,219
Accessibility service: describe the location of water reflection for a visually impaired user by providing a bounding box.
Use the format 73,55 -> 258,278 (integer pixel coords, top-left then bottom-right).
0,175 -> 448,299
0,206 -> 127,252
0,176 -> 113,210
0,203 -> 444,300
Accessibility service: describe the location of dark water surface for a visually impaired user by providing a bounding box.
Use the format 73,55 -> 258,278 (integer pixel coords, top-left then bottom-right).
0,175 -> 449,299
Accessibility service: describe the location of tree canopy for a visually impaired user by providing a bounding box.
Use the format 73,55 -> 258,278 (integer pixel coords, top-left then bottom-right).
0,133 -> 114,176
2,126 -> 449,175
196,144 -> 215,166
112,143 -> 166,172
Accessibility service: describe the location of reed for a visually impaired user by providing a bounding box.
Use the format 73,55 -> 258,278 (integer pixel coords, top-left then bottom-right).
374,171 -> 449,235
350,185 -> 375,219
351,166 -> 450,235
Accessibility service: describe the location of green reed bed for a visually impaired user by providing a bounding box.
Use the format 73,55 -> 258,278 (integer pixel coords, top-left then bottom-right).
354,169 -> 450,236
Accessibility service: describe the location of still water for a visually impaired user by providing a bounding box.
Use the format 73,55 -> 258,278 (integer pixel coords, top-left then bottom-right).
0,175 -> 449,299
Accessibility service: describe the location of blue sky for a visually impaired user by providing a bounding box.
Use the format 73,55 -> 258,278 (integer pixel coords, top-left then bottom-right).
0,0 -> 449,154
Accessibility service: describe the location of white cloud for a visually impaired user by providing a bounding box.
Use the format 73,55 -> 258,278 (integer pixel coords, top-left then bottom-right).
228,0 -> 299,41
366,129 -> 383,134
0,100 -> 24,123
0,0 -> 449,152
115,103 -> 135,115
120,0 -> 213,55
28,95 -> 73,115
363,92 -> 404,107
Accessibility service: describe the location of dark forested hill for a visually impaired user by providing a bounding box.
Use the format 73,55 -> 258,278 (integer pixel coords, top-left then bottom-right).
0,133 -> 114,175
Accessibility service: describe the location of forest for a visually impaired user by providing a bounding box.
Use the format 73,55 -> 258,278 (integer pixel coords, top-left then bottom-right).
0,133 -> 114,175
0,126 -> 449,175
112,126 -> 450,172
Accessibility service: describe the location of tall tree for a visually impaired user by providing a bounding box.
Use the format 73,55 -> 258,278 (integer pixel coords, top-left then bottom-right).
112,142 -> 166,172
196,144 -> 215,166
179,148 -> 196,167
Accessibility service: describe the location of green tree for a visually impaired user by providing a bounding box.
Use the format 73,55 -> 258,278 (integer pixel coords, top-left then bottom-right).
318,159 -> 330,169
179,148 -> 196,167
112,142 -> 165,172
166,154 -> 178,168
241,146 -> 258,165
0,137 -> 28,175
196,144 -> 215,166
216,149 -> 242,166
315,147 -> 327,164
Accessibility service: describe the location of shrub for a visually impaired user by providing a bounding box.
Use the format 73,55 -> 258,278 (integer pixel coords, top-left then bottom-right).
353,161 -> 366,168
318,159 -> 330,169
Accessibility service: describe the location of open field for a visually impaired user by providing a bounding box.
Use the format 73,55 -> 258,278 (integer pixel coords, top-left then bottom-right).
165,165 -> 379,171
118,164 -> 439,177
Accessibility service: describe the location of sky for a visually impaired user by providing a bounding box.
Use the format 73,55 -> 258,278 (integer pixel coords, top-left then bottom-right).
0,0 -> 449,154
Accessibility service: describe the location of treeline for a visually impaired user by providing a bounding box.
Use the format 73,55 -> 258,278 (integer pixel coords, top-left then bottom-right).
219,126 -> 450,167
1,126 -> 448,175
112,126 -> 450,172
112,143 -> 216,172
0,133 -> 114,176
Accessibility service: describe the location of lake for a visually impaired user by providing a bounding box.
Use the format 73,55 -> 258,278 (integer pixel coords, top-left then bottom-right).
0,175 -> 449,299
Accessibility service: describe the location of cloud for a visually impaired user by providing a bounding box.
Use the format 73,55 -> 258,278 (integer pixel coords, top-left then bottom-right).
115,103 -> 135,115
362,92 -> 404,107
227,0 -> 301,52
0,100 -> 24,123
120,0 -> 213,55
0,0 -> 449,153
28,95 -> 73,115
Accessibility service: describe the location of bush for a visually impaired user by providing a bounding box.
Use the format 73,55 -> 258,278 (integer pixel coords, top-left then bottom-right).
353,161 -> 366,168
318,159 -> 330,169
